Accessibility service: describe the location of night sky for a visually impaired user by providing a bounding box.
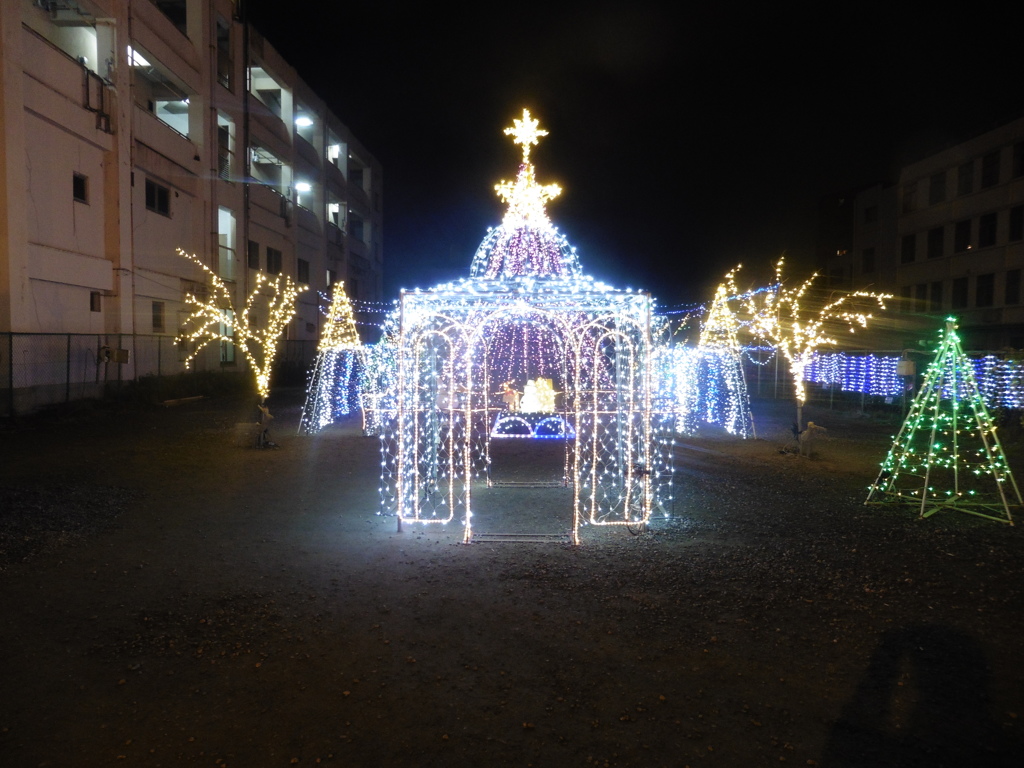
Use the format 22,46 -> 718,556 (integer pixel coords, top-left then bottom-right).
243,2 -> 1024,306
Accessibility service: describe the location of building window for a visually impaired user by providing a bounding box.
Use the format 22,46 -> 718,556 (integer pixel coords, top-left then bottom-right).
976,273 -> 995,307
129,46 -> 193,138
863,205 -> 878,224
978,212 -> 998,248
327,269 -> 337,286
901,183 -> 917,213
897,286 -> 910,314
1006,269 -> 1021,305
1010,206 -> 1024,242
915,283 -> 927,312
981,150 -> 1000,188
73,173 -> 88,203
220,311 -> 235,364
900,233 -> 916,263
1014,142 -> 1024,179
216,16 -> 232,90
927,227 -> 944,259
951,277 -> 969,309
217,124 -> 231,179
249,144 -> 288,195
145,178 -> 170,216
249,65 -> 285,119
266,247 -> 282,275
152,301 -> 165,332
349,212 -> 364,242
152,0 -> 187,35
297,258 -> 310,285
957,161 -> 974,196
954,219 -> 971,253
90,291 -> 101,312
247,240 -> 260,269
930,281 -> 943,312
928,171 -> 946,205
861,247 -> 875,273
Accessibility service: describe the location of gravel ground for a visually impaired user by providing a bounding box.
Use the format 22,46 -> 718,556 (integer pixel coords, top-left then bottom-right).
0,390 -> 1022,767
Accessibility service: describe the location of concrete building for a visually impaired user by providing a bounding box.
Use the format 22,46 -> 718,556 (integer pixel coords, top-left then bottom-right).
826,116 -> 1024,350
0,0 -> 382,408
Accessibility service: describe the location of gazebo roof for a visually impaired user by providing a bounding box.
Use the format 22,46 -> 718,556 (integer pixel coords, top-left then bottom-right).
467,110 -> 584,281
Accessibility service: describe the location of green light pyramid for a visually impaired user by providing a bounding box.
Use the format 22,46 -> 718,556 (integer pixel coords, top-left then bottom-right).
865,318 -> 1021,524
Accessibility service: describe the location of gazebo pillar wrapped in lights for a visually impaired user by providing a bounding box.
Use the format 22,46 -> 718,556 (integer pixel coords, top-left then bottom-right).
378,110 -> 672,544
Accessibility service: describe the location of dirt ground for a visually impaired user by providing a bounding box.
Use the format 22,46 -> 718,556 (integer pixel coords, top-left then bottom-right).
1,390 -> 1023,767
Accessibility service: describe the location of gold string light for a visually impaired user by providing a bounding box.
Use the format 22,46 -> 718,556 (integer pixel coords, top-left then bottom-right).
174,249 -> 305,401
746,257 -> 889,427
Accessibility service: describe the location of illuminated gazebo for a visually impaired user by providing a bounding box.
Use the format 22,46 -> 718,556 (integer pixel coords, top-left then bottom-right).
376,110 -> 672,544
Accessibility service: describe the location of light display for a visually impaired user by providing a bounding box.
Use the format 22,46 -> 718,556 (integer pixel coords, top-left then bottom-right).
374,110 -> 674,544
806,351 -> 1024,407
866,318 -> 1021,524
520,377 -> 556,413
360,312 -> 400,436
695,266 -> 755,437
318,280 -> 361,350
175,249 -> 304,401
746,258 -> 889,428
469,109 -> 579,280
804,352 -> 904,398
299,282 -> 364,434
652,346 -> 700,434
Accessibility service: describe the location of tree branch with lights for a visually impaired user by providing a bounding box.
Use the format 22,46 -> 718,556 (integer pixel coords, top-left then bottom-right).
745,258 -> 890,430
174,249 -> 305,401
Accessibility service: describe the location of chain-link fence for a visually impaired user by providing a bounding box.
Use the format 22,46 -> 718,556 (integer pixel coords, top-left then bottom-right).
0,333 -> 319,417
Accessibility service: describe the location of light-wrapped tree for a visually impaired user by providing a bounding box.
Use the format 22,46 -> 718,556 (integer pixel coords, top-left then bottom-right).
746,258 -> 889,431
174,249 -> 305,401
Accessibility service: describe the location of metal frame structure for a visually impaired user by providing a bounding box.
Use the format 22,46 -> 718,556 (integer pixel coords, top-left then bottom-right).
380,279 -> 667,544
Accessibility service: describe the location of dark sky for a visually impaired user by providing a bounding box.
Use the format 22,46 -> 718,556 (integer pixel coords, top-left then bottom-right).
243,1 -> 1024,306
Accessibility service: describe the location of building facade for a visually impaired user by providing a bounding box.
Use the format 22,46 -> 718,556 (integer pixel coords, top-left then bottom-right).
827,116 -> 1024,350
0,0 -> 382,402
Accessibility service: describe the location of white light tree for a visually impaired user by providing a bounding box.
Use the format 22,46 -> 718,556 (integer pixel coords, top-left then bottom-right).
698,264 -> 755,437
174,249 -> 305,401
746,258 -> 889,431
298,281 -> 364,433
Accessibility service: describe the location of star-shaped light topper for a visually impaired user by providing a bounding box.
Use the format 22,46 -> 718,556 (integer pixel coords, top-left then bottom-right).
504,108 -> 547,163
496,109 -> 562,226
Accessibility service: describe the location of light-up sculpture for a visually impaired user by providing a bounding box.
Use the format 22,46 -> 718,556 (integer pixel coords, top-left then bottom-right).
866,318 -> 1022,524
380,110 -> 671,544
299,282 -> 363,434
746,258 -> 889,430
359,310 -> 400,436
175,249 -> 304,401
695,266 -> 755,437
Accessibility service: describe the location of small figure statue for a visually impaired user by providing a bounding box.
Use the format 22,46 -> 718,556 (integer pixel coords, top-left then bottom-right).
256,400 -> 275,448
498,381 -> 520,412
